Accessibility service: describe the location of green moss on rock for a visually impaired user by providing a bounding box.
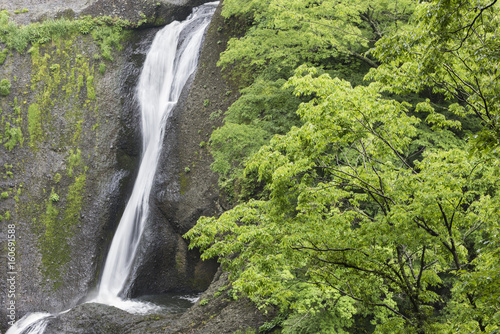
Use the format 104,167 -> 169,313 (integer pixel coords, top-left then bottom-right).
0,48 -> 8,64
27,103 -> 41,147
40,172 -> 86,287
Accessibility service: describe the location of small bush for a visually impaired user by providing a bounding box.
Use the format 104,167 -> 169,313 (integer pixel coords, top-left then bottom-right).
0,79 -> 11,96
209,109 -> 223,121
1,191 -> 8,199
50,192 -> 59,202
4,126 -> 23,151
199,299 -> 209,306
226,288 -> 238,301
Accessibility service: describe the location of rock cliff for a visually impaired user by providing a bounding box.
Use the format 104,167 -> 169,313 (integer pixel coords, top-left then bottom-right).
0,0 -> 270,332
0,0 -> 222,330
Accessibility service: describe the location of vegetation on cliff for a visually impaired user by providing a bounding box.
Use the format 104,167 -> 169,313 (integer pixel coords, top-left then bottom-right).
186,0 -> 500,332
0,9 -> 138,288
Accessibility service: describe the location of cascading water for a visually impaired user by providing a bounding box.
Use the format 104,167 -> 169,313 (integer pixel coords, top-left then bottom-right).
6,2 -> 218,333
5,313 -> 52,334
94,0 -> 218,312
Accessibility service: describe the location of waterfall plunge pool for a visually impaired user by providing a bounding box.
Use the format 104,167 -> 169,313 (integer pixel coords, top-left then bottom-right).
136,292 -> 202,314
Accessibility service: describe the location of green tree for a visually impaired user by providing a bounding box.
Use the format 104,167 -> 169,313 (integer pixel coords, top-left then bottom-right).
219,0 -> 415,76
187,67 -> 500,332
188,0 -> 500,332
211,0 -> 416,200
368,0 -> 500,153
210,78 -> 303,198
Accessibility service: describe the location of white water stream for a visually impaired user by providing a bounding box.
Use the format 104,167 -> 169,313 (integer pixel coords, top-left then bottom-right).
94,0 -> 217,312
7,2 -> 218,333
5,313 -> 51,334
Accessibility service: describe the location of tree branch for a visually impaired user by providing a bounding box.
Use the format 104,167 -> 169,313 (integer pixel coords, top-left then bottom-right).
291,243 -> 370,257
442,0 -> 498,52
348,50 -> 378,68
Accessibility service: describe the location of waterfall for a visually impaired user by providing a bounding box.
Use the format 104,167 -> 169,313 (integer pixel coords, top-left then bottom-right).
6,2 -> 218,333
5,313 -> 52,334
94,0 -> 218,312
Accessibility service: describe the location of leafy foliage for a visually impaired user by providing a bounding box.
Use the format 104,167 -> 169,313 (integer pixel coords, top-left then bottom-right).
224,79 -> 302,135
3,123 -> 23,151
210,122 -> 269,178
0,10 -> 136,59
0,78 -> 11,95
49,192 -> 59,203
188,0 -> 500,332
210,78 -> 303,198
219,0 -> 414,77
188,67 -> 500,332
210,0 -> 416,202
0,48 -> 8,65
368,0 -> 500,154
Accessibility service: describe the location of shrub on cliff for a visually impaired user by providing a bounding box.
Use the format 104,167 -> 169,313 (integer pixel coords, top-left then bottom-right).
0,78 -> 11,95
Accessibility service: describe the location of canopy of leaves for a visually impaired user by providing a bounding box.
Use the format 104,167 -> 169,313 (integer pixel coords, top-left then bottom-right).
219,0 -> 415,76
210,0 -> 415,200
188,0 -> 500,332
210,77 -> 304,198
368,0 -> 500,154
188,67 -> 500,332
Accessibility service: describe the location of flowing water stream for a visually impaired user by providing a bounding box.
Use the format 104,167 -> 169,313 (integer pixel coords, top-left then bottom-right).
94,0 -> 217,313
6,2 -> 218,333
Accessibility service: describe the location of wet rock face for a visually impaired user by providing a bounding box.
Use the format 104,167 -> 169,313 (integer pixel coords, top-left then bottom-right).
0,0 -> 208,27
44,302 -> 179,334
44,303 -> 142,334
128,0 -> 239,297
0,1 -> 244,332
43,271 -> 273,334
81,0 -> 210,27
0,25 -> 154,332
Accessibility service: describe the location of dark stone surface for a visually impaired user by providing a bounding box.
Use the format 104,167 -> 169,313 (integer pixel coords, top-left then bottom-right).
1,1 -> 272,333
43,270 -> 273,334
0,27 -> 152,331
44,302 -> 176,334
